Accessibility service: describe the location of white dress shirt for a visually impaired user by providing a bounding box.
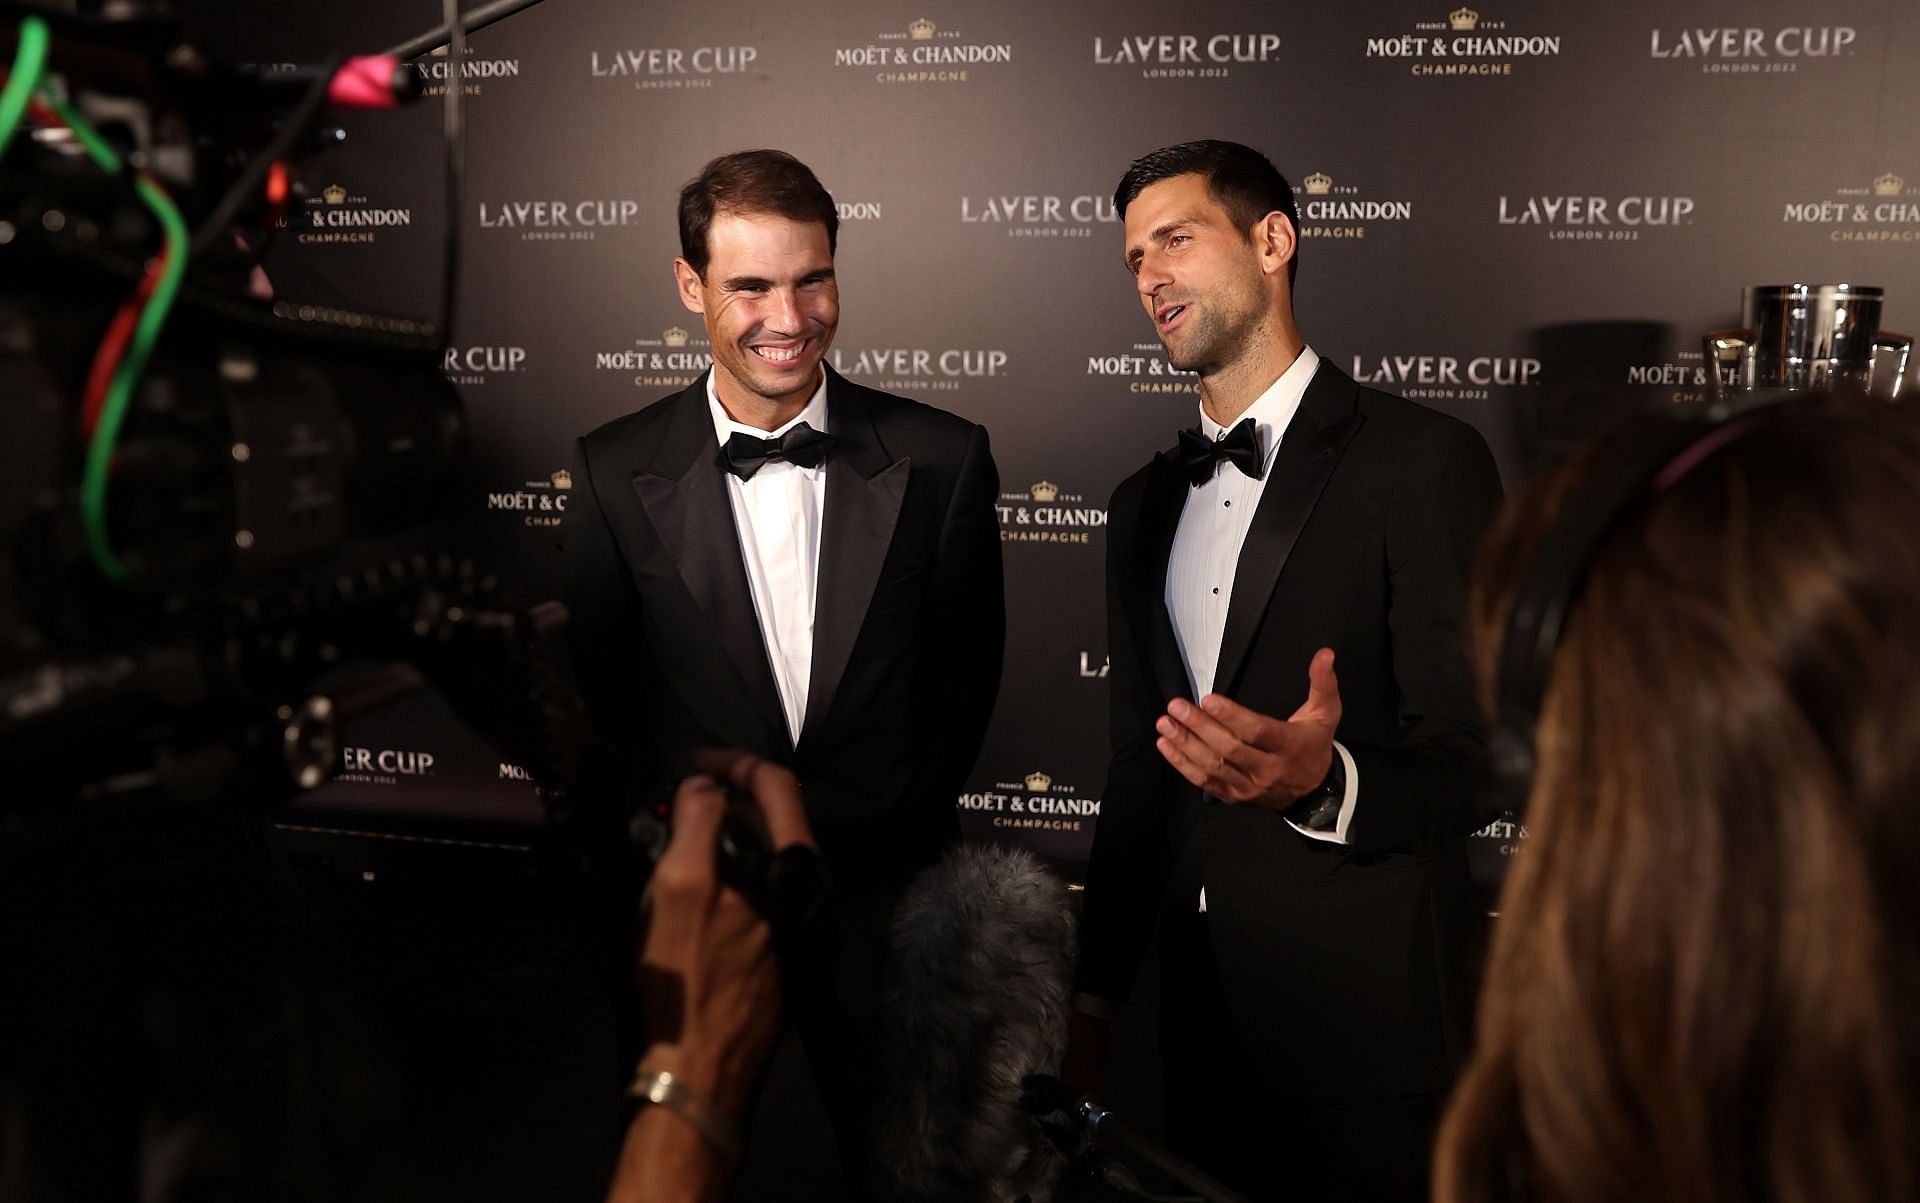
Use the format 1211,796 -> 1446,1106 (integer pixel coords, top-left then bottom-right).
707,371 -> 829,745
1164,346 -> 1360,857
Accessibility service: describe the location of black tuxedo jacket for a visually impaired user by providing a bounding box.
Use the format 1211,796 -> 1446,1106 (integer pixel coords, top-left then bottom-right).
1080,360 -> 1505,1102
562,368 -> 1003,884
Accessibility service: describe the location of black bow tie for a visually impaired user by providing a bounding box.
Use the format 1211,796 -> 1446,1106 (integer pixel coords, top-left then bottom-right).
1177,418 -> 1264,486
723,422 -> 833,480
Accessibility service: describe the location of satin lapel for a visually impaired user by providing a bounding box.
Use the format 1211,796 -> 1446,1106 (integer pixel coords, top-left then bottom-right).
1133,452 -> 1193,705
1213,368 -> 1365,697
629,380 -> 789,746
800,379 -> 909,746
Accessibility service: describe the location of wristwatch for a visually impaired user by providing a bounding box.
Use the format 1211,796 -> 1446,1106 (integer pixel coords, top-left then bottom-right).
1282,751 -> 1345,832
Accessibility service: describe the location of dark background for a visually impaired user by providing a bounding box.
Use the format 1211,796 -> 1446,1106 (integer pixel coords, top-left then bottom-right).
141,1 -> 1920,1197
183,0 -> 1920,885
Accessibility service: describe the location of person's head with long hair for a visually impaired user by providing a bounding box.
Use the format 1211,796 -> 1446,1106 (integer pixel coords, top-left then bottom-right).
1435,395 -> 1920,1203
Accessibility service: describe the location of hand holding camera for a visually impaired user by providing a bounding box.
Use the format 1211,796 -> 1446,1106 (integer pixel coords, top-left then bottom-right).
607,751 -> 820,1203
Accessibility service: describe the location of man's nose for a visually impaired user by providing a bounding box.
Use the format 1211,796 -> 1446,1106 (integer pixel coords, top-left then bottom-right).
768,287 -> 805,332
1135,253 -> 1170,298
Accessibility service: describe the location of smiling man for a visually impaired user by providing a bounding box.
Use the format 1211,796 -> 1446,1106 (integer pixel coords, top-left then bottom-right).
562,149 -> 1003,1189
1070,140 -> 1506,1202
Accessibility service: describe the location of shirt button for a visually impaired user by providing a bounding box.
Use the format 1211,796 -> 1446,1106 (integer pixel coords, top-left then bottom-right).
1223,500 -> 1231,508
1212,587 -> 1220,595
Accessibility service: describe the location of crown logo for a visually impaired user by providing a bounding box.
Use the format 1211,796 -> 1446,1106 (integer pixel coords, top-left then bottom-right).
322,183 -> 347,204
1874,172 -> 1904,197
1449,6 -> 1480,30
909,17 -> 935,39
1024,771 -> 1052,793
1030,480 -> 1059,502
1302,171 -> 1333,196
663,326 -> 689,347
550,469 -> 573,490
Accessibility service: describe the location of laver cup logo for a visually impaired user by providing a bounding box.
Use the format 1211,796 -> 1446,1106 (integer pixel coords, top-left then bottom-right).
589,44 -> 759,90
960,192 -> 1119,239
443,345 -> 528,386
475,199 -> 642,243
834,18 -> 1012,84
828,347 -> 1007,394
1092,32 -> 1282,80
1496,194 -> 1695,241
338,746 -> 435,784
1365,7 -> 1562,76
1351,353 -> 1541,403
1649,25 -> 1856,74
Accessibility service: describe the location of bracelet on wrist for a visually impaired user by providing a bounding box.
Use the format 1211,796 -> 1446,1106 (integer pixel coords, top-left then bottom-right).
627,1068 -> 743,1165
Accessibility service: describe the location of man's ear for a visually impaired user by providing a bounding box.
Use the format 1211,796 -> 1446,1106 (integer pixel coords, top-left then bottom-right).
1256,211 -> 1296,281
672,257 -> 706,315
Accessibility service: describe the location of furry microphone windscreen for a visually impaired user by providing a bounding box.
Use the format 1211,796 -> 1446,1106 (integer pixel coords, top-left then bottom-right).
873,843 -> 1077,1203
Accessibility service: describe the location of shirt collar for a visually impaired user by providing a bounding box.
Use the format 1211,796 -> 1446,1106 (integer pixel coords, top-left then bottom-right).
1196,345 -> 1320,465
705,368 -> 830,445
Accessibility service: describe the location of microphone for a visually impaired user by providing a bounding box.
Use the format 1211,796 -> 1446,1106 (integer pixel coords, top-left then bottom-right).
874,843 -> 1077,1202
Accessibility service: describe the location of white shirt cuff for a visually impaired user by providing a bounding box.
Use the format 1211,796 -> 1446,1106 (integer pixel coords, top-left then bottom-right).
1286,740 -> 1358,845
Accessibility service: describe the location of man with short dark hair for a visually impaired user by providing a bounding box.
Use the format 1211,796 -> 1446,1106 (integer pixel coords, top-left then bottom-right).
564,148 -> 1004,1189
1071,139 -> 1505,1201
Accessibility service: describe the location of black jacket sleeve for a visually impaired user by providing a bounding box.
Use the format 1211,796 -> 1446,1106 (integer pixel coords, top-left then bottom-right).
559,436 -> 656,795
1077,472 -> 1184,1004
1343,416 -> 1506,856
921,424 -> 1013,802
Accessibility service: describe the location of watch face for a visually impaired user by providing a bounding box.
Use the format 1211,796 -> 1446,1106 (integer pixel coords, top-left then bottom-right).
1305,796 -> 1342,831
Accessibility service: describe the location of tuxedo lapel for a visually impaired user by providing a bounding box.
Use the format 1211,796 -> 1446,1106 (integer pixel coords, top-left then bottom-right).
628,377 -> 789,746
1214,363 -> 1365,697
802,373 -> 910,746
1132,452 -> 1193,704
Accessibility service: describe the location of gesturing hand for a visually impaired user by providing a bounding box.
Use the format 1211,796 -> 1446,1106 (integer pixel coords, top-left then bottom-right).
1154,647 -> 1343,808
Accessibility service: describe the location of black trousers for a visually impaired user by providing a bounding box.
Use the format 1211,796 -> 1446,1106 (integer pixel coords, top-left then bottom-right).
729,878 -> 902,1202
1156,906 -> 1443,1203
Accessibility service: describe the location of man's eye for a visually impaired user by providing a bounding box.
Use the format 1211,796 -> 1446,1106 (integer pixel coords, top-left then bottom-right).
1169,234 -> 1191,247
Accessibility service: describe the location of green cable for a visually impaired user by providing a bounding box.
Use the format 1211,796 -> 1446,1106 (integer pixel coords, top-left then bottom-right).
41,90 -> 191,582
0,16 -> 51,159
81,175 -> 188,582
40,87 -> 115,170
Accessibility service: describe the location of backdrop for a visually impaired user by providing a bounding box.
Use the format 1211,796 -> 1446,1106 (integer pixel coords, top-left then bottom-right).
190,0 -> 1920,887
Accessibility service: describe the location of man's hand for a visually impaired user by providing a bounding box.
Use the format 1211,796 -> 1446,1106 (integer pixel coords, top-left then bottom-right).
1154,647 -> 1342,808
634,751 -> 817,1119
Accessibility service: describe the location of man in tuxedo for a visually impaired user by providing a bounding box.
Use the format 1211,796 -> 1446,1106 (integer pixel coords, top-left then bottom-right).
1071,140 -> 1505,1201
562,149 -> 1003,1186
